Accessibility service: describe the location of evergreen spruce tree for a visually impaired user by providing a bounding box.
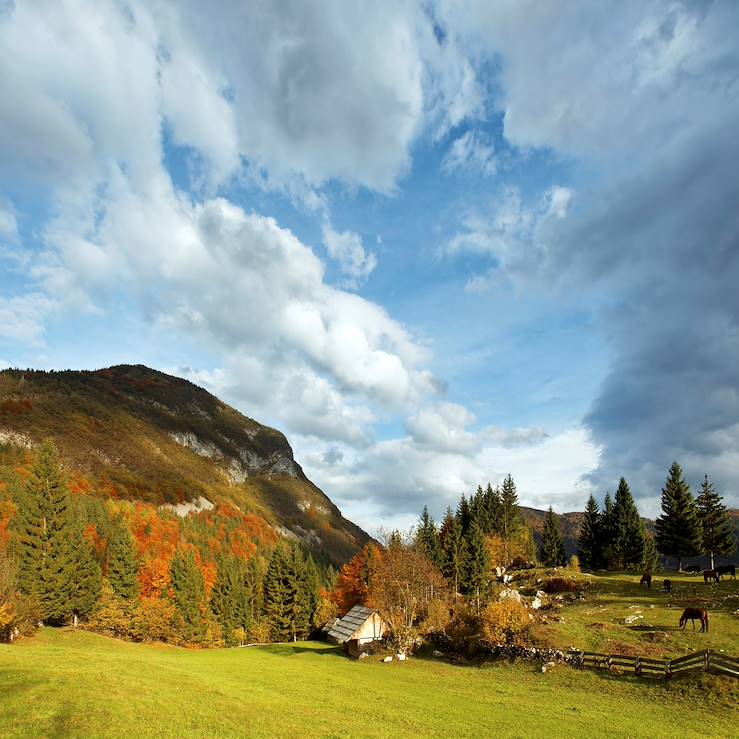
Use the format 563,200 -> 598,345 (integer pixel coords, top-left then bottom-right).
170,548 -> 205,642
415,506 -> 441,566
601,493 -> 617,569
499,474 -> 523,564
285,543 -> 313,641
12,439 -> 77,623
456,495 -> 472,536
463,519 -> 490,611
696,475 -> 735,570
655,462 -> 702,572
640,526 -> 661,574
439,507 -> 466,597
107,518 -> 139,600
263,546 -> 292,641
68,521 -> 102,621
210,555 -> 242,645
483,483 -> 502,535
612,478 -> 644,570
577,495 -> 602,570
540,507 -> 566,567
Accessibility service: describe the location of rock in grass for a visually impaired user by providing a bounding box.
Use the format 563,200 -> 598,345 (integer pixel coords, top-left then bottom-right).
383,656 -> 393,663
542,661 -> 556,673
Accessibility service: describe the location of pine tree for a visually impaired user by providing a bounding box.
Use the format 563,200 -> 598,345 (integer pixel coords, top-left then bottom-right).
12,439 -> 77,624
263,545 -> 292,641
107,518 -> 139,600
456,495 -> 472,536
210,554 -> 242,645
601,493 -> 617,569
463,519 -> 490,611
415,506 -> 441,566
577,495 -> 602,570
612,478 -> 644,570
499,474 -> 523,564
640,527 -> 661,574
540,507 -> 566,566
68,521 -> 102,621
696,475 -> 735,570
482,483 -> 501,535
170,548 -> 205,642
655,462 -> 702,572
439,507 -> 466,597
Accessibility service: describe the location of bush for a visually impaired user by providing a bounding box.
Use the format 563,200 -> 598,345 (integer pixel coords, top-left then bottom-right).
568,555 -> 581,573
479,600 -> 532,647
131,596 -> 180,643
542,577 -> 578,594
444,603 -> 482,653
248,619 -> 271,644
0,554 -> 39,642
420,598 -> 452,636
84,580 -> 138,640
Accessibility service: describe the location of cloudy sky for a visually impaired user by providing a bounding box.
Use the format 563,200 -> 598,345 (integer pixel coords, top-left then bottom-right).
1,0 -> 738,533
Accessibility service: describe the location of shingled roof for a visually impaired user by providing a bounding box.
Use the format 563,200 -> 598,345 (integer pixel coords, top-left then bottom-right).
326,604 -> 377,644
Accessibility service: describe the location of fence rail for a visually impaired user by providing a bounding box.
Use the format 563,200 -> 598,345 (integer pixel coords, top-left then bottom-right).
570,649 -> 738,680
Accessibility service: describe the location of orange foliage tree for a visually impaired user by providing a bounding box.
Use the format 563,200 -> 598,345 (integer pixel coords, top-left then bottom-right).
330,543 -> 381,613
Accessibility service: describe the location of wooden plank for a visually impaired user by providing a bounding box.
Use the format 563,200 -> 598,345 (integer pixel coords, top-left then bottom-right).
670,652 -> 705,667
708,652 -> 739,668
709,664 -> 739,678
638,657 -> 668,666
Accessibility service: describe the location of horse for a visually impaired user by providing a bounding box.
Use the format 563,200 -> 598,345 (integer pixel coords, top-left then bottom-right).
703,569 -> 720,583
717,564 -> 736,580
640,573 -> 652,589
679,607 -> 709,632
684,565 -> 700,574
663,579 -> 672,594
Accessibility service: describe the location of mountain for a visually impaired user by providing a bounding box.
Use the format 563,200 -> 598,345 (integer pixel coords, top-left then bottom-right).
0,364 -> 370,567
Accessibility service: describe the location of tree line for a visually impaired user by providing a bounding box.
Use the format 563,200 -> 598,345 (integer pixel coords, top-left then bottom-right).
577,462 -> 735,572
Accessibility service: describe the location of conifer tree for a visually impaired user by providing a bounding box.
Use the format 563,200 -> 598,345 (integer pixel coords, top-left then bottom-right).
540,507 -> 566,567
170,548 -> 205,641
601,493 -> 617,568
655,462 -> 702,572
696,475 -> 735,570
210,554 -> 242,645
263,545 -> 292,641
499,474 -> 523,564
577,495 -> 602,570
439,507 -> 466,597
107,518 -> 139,600
463,519 -> 490,611
68,521 -> 102,621
13,439 -> 76,623
415,506 -> 441,566
483,483 -> 501,535
640,527 -> 661,574
612,478 -> 644,570
456,495 -> 472,536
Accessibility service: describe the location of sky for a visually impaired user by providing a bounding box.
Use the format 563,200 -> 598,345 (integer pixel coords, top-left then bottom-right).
1,0 -> 738,535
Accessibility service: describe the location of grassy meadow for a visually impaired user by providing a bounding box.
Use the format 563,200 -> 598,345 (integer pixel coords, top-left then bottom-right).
1,621 -> 737,739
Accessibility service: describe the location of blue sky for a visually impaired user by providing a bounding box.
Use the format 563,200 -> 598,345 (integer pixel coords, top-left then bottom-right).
1,1 -> 738,534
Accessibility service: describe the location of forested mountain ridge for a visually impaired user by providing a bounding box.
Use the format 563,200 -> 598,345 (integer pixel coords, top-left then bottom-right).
0,364 -> 369,567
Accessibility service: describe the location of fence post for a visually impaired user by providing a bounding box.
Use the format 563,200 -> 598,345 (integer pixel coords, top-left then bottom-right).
705,650 -> 709,672
634,656 -> 641,676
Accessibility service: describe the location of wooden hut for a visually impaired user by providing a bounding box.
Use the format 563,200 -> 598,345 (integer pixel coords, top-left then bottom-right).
326,604 -> 387,655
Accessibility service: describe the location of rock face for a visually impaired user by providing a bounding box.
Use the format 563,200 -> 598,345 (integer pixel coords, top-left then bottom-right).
0,364 -> 371,566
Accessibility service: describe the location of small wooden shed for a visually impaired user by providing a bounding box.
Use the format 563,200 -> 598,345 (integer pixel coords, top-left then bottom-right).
326,604 -> 387,648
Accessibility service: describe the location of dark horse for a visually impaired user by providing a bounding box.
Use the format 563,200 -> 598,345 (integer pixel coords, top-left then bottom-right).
663,579 -> 672,593
679,607 -> 709,632
703,569 -> 720,583
640,573 -> 652,588
684,564 -> 700,574
717,564 -> 736,580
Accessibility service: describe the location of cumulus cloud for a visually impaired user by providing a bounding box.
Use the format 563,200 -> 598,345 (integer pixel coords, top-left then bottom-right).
0,200 -> 18,243
0,294 -> 56,344
321,222 -> 377,288
406,402 -> 480,455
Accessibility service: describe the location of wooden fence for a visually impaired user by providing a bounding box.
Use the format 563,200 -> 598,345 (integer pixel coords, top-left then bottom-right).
569,649 -> 739,680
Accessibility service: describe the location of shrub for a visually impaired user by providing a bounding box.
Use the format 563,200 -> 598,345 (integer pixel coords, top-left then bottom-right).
542,577 -> 578,594
479,600 -> 532,647
248,618 -> 271,644
420,598 -> 452,636
568,555 -> 581,573
85,579 -> 138,640
131,596 -> 180,643
0,554 -> 39,642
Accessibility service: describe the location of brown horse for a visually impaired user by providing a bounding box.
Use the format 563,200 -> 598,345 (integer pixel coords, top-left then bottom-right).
640,573 -> 652,588
679,607 -> 709,632
703,569 -> 720,583
663,579 -> 672,593
717,564 -> 736,580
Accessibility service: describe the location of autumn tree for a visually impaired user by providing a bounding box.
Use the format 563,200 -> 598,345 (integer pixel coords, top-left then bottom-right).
696,475 -> 735,570
329,543 -> 379,614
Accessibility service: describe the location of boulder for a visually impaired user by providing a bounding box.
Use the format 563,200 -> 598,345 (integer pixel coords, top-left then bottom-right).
499,588 -> 522,603
383,656 -> 393,663
397,653 -> 406,661
542,661 -> 556,673
531,596 -> 542,610
432,650 -> 444,658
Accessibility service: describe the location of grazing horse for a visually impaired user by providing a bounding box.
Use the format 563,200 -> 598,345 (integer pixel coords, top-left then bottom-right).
703,569 -> 720,584
679,607 -> 709,632
663,579 -> 672,594
717,564 -> 736,580
684,564 -> 700,574
640,573 -> 652,588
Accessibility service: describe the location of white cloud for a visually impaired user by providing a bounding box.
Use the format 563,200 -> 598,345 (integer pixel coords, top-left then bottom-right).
0,200 -> 18,243
441,130 -> 496,176
321,221 -> 377,288
406,402 -> 480,455
0,294 -> 56,344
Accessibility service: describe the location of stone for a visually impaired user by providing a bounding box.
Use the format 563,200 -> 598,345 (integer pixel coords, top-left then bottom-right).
383,656 -> 393,663
624,614 -> 643,624
542,661 -> 556,673
531,596 -> 542,610
358,652 -> 368,660
397,653 -> 406,661
499,588 -> 522,603
432,650 -> 444,658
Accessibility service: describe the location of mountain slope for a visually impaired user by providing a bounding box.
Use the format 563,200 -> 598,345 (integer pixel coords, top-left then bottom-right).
0,364 -> 369,566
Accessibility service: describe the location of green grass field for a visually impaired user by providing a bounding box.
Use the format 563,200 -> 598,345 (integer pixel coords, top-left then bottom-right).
1,627 -> 737,738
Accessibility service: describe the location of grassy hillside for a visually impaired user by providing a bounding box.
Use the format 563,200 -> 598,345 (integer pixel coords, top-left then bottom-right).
0,364 -> 369,567
1,629 -> 735,738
